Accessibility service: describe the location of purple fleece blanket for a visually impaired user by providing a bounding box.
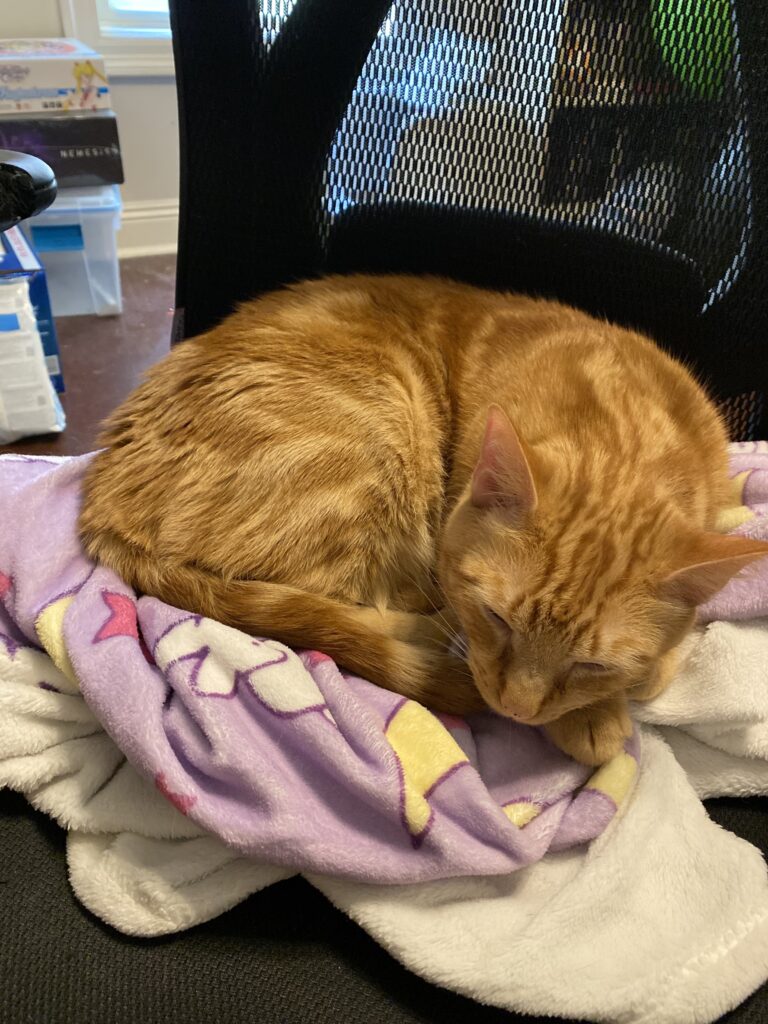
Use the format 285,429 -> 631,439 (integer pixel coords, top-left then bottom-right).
698,440 -> 768,622
1,450 -> 702,886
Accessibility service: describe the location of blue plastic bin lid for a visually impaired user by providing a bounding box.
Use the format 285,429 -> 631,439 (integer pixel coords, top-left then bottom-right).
36,185 -> 122,216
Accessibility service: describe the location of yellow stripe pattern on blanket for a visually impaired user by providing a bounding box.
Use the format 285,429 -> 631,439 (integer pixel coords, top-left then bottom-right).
35,596 -> 78,687
385,700 -> 468,838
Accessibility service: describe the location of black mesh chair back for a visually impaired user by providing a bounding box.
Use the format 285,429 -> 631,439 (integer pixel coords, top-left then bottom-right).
169,1 -> 768,439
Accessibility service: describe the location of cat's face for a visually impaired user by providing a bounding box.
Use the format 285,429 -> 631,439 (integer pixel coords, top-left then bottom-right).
440,524 -> 693,723
439,405 -> 768,722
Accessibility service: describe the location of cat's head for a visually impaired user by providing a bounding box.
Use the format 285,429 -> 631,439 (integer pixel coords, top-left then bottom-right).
439,406 -> 768,723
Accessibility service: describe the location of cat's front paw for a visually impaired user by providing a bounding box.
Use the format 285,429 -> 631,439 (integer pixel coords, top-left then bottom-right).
544,699 -> 632,766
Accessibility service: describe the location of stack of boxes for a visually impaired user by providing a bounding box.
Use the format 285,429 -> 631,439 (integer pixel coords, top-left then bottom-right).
0,38 -> 124,318
0,37 -> 126,441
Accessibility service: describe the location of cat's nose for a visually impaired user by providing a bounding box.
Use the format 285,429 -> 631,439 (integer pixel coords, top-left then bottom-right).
498,692 -> 543,722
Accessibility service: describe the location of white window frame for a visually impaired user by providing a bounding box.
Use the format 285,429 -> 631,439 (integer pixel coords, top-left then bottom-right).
58,0 -> 174,77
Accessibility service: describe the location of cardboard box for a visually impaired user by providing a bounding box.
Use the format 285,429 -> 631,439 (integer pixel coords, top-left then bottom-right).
0,38 -> 110,114
0,110 -> 124,187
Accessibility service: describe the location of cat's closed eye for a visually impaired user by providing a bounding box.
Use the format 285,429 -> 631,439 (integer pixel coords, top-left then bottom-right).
485,608 -> 508,628
572,661 -> 612,674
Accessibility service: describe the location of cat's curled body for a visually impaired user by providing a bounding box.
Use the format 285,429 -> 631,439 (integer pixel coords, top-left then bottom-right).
79,275 -> 768,764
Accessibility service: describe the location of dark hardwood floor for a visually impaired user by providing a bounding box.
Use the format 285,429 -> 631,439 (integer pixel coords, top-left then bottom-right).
0,253 -> 176,457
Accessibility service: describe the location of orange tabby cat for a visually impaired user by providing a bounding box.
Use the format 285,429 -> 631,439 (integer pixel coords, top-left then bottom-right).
78,274 -> 768,764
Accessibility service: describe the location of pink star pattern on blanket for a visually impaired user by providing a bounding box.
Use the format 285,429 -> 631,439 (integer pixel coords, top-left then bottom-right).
304,650 -> 333,668
92,590 -> 154,663
155,771 -> 197,814
0,570 -> 12,600
94,591 -> 138,642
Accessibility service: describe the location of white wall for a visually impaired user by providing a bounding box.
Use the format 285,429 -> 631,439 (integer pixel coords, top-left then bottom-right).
110,75 -> 179,256
0,2 -> 179,257
0,0 -> 63,38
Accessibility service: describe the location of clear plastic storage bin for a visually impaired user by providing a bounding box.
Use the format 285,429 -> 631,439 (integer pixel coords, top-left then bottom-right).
23,185 -> 122,317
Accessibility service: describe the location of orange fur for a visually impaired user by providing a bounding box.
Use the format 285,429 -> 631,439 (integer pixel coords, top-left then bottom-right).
78,275 -> 768,763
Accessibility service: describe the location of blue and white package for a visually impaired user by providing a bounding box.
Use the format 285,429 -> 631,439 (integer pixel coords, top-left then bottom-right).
0,226 -> 65,443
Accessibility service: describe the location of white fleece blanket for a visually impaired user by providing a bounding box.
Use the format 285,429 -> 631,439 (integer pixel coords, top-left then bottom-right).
2,622 -> 768,1024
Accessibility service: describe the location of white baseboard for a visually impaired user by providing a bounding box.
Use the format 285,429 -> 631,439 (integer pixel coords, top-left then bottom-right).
118,198 -> 179,259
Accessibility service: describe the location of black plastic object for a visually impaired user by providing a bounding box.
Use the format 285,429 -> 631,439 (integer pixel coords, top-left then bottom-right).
0,149 -> 57,233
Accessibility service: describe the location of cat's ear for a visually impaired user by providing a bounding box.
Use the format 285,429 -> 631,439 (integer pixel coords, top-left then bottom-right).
659,533 -> 768,606
470,405 -> 537,515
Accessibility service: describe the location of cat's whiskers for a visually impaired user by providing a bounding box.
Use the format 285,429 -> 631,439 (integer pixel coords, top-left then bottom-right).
402,571 -> 463,651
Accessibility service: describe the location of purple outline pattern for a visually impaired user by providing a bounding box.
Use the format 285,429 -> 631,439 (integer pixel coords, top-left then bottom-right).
0,630 -> 26,658
157,616 -> 335,722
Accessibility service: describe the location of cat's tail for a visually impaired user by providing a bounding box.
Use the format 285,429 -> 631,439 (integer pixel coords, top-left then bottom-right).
82,531 -> 482,716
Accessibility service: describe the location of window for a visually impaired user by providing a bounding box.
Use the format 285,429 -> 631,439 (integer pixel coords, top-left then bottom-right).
95,0 -> 171,39
63,0 -> 308,72
59,0 -> 173,75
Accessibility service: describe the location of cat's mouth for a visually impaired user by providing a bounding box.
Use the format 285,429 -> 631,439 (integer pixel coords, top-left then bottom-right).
488,693 -> 589,726
487,699 -> 558,726
505,711 -> 556,726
